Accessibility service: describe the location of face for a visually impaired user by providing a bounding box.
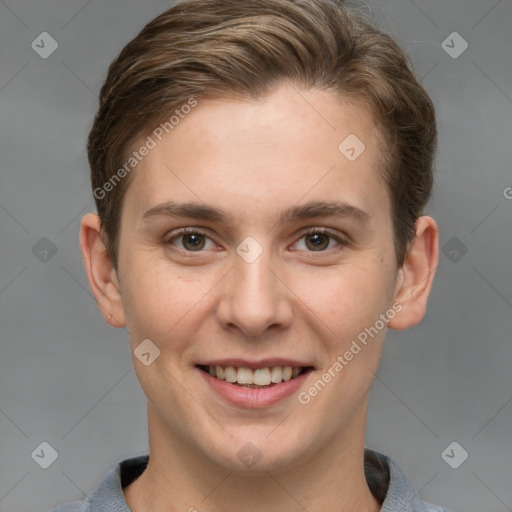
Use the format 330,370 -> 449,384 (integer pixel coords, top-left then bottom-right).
111,84 -> 402,472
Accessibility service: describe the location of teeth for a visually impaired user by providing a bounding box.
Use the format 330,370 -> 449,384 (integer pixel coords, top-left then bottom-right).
237,367 -> 253,385
206,365 -> 306,385
224,366 -> 237,383
282,367 -> 292,381
253,368 -> 271,385
270,367 -> 282,383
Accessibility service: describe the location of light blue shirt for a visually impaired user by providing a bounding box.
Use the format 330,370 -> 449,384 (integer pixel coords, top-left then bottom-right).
50,449 -> 450,511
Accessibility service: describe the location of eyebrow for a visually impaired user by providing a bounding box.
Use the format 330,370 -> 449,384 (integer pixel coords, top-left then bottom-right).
141,200 -> 370,225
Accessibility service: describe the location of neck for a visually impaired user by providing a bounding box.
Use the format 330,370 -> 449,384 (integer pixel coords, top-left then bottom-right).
124,404 -> 381,512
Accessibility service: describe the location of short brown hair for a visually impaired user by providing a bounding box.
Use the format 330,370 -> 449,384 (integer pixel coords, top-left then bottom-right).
88,0 -> 437,269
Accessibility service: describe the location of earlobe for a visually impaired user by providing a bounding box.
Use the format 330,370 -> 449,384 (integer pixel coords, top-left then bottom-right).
387,216 -> 439,330
79,213 -> 127,328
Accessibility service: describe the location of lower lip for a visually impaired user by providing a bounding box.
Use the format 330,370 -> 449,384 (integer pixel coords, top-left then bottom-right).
197,367 -> 312,408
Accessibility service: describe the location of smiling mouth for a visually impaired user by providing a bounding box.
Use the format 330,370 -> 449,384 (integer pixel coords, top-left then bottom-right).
197,364 -> 314,388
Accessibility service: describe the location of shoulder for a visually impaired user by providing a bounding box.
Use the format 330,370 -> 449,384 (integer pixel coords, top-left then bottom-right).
364,448 -> 451,512
49,454 -> 149,512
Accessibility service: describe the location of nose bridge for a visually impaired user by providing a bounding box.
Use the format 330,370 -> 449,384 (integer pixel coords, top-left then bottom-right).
234,251 -> 274,301
233,234 -> 275,295
216,241 -> 292,337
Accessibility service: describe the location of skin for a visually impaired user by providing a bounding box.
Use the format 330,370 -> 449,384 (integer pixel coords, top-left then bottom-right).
80,83 -> 438,512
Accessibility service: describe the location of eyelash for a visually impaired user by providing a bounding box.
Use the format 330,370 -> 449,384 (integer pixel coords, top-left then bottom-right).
165,227 -> 348,254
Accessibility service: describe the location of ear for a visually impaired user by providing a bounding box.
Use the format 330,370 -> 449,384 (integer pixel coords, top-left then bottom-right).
387,215 -> 438,330
79,212 -> 126,328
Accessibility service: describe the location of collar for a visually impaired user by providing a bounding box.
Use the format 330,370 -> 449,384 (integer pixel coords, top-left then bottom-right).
72,448 -> 448,511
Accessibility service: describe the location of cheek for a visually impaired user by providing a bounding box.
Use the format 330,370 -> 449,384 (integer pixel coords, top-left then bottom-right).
293,260 -> 392,339
121,257 -> 203,345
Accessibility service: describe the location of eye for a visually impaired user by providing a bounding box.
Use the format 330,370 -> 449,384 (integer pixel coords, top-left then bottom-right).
167,228 -> 217,252
294,228 -> 345,252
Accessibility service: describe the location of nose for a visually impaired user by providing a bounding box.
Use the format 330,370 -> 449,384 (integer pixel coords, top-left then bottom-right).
215,247 -> 293,339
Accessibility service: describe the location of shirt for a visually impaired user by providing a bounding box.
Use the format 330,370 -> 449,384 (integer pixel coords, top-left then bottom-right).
50,448 -> 450,511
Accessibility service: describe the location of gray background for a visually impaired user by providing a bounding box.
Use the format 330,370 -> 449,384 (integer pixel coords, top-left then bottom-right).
0,0 -> 511,511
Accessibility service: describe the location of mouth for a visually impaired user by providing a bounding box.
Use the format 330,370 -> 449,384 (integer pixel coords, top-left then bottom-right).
196,364 -> 314,389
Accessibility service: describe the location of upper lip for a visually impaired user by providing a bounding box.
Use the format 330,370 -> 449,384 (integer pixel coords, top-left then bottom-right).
196,358 -> 314,370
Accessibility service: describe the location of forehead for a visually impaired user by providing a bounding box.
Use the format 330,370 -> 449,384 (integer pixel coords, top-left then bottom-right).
122,84 -> 389,227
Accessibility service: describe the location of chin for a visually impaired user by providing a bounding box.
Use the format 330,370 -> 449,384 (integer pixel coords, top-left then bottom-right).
204,429 -> 310,474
